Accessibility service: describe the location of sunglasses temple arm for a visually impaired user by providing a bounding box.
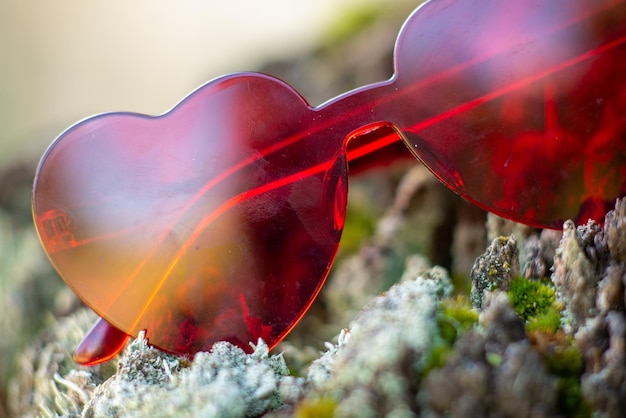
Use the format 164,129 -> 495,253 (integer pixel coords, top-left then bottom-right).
73,316 -> 130,365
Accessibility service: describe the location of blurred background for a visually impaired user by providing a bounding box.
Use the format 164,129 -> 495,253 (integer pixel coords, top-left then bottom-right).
0,0 -> 398,169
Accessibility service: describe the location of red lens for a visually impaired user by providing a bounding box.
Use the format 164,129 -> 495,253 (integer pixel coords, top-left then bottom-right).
33,74 -> 348,355
388,0 -> 626,227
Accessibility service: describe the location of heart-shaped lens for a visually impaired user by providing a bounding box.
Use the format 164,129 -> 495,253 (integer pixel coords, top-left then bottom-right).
34,0 -> 626,363
388,0 -> 626,227
33,74 -> 348,355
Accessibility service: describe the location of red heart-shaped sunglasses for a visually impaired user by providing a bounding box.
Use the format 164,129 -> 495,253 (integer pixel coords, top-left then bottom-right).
33,0 -> 626,365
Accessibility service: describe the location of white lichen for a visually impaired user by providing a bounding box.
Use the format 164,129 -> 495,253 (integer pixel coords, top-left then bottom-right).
306,266 -> 453,417
81,336 -> 302,418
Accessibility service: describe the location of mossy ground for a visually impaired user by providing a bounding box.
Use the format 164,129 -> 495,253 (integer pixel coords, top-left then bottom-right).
509,276 -> 556,322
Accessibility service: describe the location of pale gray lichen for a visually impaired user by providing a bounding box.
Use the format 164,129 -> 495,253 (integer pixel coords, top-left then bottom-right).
554,199 -> 626,418
521,229 -> 561,280
578,311 -> 626,418
305,266 -> 453,418
479,291 -> 527,355
552,220 -> 606,334
8,308 -> 117,418
485,214 -> 562,281
82,336 -> 301,418
306,328 -> 351,389
422,330 -> 491,418
470,235 -> 519,309
604,198 -> 626,262
494,341 -> 561,418
0,208 -> 70,415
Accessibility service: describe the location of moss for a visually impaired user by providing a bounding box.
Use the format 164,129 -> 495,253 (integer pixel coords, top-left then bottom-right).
530,332 -> 590,418
543,341 -> 583,378
486,352 -> 502,367
510,276 -> 562,333
423,297 -> 478,374
422,341 -> 453,374
550,347 -> 590,418
557,377 -> 592,418
508,277 -> 556,322
442,297 -> 479,332
295,396 -> 337,418
526,308 -> 562,333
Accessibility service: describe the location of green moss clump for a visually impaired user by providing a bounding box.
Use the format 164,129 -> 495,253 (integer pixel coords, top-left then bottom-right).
441,297 -> 479,332
423,342 -> 453,374
295,397 -> 337,418
508,277 -> 556,322
438,299 -> 478,348
557,377 -> 592,418
541,341 -> 590,418
486,352 -> 502,367
542,342 -> 583,379
526,308 -> 561,333
423,297 -> 478,373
